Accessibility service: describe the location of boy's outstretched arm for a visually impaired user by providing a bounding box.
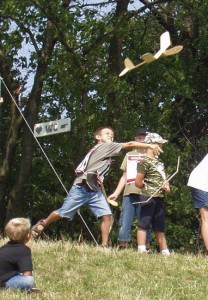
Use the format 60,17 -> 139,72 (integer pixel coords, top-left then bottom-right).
122,142 -> 162,156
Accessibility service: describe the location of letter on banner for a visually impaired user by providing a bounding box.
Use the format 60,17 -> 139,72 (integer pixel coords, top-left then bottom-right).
34,118 -> 71,137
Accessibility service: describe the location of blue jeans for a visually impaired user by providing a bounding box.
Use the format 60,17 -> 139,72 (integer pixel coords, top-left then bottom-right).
5,274 -> 34,290
118,194 -> 152,243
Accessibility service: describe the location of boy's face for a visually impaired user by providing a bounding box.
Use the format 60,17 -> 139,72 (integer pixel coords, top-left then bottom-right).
96,128 -> 114,143
135,134 -> 146,142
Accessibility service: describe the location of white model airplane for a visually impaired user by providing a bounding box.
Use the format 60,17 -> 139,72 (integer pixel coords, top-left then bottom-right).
119,31 -> 183,77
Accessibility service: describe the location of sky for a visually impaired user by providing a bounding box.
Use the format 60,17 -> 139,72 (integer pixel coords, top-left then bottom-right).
17,1 -> 143,96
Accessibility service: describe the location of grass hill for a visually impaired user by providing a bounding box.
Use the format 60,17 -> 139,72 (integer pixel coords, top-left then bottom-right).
0,239 -> 208,300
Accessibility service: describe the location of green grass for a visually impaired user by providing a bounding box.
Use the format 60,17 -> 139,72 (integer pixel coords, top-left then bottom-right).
1,238 -> 208,300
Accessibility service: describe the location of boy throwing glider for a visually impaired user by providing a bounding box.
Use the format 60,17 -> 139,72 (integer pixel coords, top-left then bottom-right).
32,127 -> 162,246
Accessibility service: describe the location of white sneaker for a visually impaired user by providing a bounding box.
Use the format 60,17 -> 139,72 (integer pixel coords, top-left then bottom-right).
138,249 -> 148,254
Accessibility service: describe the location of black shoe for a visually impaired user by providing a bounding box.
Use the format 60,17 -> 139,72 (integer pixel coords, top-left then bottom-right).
27,288 -> 41,294
146,249 -> 153,254
117,246 -> 127,251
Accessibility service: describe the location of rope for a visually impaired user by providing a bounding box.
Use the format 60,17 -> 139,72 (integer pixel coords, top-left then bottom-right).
0,77 -> 98,245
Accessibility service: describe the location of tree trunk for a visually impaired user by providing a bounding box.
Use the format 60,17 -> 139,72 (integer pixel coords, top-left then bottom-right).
5,21 -> 56,223
107,0 -> 130,132
0,53 -> 24,229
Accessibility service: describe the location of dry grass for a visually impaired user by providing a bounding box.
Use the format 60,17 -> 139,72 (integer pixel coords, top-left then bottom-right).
1,238 -> 208,300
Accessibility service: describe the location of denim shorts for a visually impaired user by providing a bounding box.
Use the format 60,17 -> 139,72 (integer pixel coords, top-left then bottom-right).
139,197 -> 165,232
190,187 -> 208,208
57,184 -> 112,219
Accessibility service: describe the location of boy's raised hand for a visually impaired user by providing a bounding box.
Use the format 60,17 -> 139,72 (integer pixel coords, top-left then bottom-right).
149,144 -> 163,155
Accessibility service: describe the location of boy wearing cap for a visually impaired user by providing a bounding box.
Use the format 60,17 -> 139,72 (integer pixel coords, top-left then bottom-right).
135,133 -> 171,255
108,128 -> 152,250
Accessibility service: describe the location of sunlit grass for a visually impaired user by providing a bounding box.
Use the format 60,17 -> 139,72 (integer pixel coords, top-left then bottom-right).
1,238 -> 208,299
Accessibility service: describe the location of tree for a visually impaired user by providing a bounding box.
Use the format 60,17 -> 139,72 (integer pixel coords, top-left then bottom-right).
0,0 -> 207,250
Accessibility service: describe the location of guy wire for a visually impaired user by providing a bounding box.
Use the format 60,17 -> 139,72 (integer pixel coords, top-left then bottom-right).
1,77 -> 98,245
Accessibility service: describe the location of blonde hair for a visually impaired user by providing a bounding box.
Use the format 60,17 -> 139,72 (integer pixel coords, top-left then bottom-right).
5,218 -> 31,242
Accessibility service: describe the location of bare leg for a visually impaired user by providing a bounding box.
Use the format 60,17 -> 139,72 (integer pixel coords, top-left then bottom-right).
43,211 -> 62,226
199,207 -> 208,250
32,211 -> 62,237
155,231 -> 168,251
137,228 -> 147,246
101,215 -> 112,246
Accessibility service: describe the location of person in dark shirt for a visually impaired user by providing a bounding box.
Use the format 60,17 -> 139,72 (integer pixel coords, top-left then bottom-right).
0,218 -> 35,290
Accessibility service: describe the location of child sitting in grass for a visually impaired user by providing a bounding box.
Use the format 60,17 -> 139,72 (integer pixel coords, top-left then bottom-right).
0,218 -> 36,290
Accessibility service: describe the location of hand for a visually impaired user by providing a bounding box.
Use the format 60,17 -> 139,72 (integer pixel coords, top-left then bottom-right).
162,183 -> 171,194
107,193 -> 118,201
149,144 -> 163,155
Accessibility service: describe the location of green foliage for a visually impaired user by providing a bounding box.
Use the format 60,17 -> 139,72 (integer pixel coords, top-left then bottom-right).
0,0 -> 208,251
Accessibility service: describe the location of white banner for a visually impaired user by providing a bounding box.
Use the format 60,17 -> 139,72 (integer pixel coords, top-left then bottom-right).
34,118 -> 71,137
126,153 -> 146,184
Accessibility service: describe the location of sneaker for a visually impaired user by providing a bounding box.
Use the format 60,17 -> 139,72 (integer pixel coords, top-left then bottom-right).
161,249 -> 175,256
161,252 -> 170,256
138,249 -> 148,254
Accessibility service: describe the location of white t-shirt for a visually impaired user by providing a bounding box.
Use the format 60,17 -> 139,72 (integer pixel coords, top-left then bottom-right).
187,154 -> 208,192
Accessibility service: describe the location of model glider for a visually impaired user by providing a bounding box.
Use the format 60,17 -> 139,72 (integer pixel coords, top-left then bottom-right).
119,31 -> 183,77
